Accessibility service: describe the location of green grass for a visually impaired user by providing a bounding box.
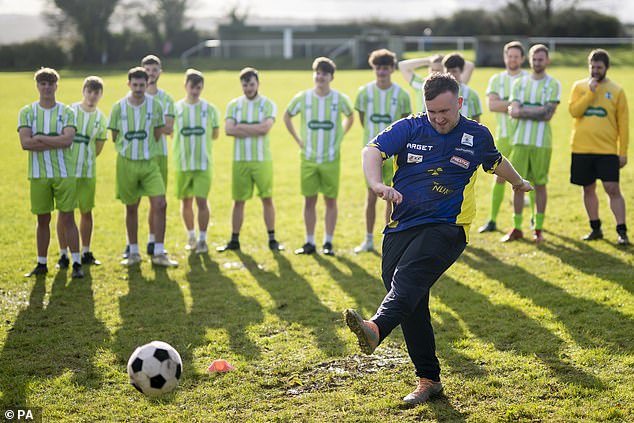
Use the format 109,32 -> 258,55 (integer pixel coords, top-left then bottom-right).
0,64 -> 633,422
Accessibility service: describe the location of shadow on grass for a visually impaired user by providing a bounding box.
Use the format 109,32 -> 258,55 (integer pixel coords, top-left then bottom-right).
540,232 -> 634,296
312,254 -> 385,314
0,267 -> 109,408
435,273 -> 604,390
111,265 -> 191,373
236,251 -> 345,357
186,253 -> 263,360
464,245 -> 634,354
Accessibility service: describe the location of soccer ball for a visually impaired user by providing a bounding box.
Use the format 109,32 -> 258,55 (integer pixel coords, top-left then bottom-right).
127,341 -> 182,396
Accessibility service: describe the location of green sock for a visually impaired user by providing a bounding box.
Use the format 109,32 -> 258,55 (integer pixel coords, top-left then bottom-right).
528,190 -> 536,220
514,213 -> 523,230
535,212 -> 545,230
490,182 -> 505,222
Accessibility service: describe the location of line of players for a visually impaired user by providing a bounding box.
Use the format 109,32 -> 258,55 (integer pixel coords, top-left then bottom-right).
19,43 -> 629,277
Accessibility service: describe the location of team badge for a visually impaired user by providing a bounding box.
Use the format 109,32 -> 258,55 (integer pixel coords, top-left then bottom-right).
461,133 -> 474,147
407,153 -> 423,163
450,155 -> 470,169
605,92 -> 612,100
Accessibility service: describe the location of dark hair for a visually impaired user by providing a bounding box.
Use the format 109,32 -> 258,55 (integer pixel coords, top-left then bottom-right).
368,49 -> 397,67
128,66 -> 149,81
504,41 -> 525,57
588,48 -> 610,69
312,57 -> 336,75
34,67 -> 59,83
141,54 -> 161,67
423,73 -> 459,101
185,68 -> 204,85
529,44 -> 549,59
239,67 -> 259,82
83,76 -> 104,92
442,53 -> 465,71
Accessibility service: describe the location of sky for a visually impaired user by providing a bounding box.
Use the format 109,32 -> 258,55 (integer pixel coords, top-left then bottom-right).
1,0 -> 632,23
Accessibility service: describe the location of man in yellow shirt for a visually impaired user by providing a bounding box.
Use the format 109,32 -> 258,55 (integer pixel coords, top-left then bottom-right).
569,49 -> 629,245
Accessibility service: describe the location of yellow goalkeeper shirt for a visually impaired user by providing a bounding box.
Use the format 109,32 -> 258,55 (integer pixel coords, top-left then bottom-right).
568,78 -> 629,156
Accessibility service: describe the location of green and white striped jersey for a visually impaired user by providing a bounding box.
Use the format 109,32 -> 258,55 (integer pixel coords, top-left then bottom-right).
286,89 -> 353,163
409,73 -> 426,112
355,82 -> 412,144
173,99 -> 220,171
17,101 -> 76,179
70,103 -> 107,178
459,84 -> 482,120
510,74 -> 561,148
108,96 -> 165,160
147,89 -> 175,156
225,95 -> 277,162
486,70 -> 528,140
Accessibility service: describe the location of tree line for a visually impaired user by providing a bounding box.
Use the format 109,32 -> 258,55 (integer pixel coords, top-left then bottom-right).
0,0 -> 627,69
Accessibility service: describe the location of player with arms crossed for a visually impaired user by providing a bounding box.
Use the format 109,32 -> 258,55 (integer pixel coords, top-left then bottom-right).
218,67 -> 284,252
173,69 -> 220,254
569,49 -> 629,245
59,76 -> 108,267
479,41 -> 530,233
354,49 -> 412,253
504,44 -> 561,244
18,68 -> 84,278
344,73 -> 532,405
109,67 -> 177,267
284,57 -> 354,256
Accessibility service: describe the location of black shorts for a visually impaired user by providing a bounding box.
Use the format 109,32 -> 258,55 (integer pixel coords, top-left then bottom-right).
570,153 -> 619,186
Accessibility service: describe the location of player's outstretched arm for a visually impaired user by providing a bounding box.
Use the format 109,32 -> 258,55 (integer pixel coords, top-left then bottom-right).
462,60 -> 475,85
283,111 -> 303,149
398,55 -> 441,84
494,157 -> 533,192
362,146 -> 402,204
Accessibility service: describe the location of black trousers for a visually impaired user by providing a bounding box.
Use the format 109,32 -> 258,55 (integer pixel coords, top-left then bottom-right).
371,224 -> 467,381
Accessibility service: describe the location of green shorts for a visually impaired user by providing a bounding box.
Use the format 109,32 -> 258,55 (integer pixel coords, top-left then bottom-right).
496,136 -> 513,158
76,177 -> 96,213
116,155 -> 165,205
301,159 -> 340,198
175,170 -> 211,199
510,145 -> 552,186
154,155 -> 169,188
232,161 -> 273,201
30,177 -> 77,214
365,157 -> 395,188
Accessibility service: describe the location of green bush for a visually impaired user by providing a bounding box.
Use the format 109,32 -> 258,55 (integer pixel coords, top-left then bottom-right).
0,40 -> 67,70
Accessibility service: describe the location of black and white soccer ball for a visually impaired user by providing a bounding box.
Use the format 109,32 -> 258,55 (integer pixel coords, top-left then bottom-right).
127,341 -> 182,396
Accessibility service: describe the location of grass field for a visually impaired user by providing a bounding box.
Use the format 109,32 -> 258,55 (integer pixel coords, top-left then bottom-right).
0,61 -> 633,422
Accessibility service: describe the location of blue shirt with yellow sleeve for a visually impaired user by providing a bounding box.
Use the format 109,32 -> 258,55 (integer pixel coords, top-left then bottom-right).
368,113 -> 502,237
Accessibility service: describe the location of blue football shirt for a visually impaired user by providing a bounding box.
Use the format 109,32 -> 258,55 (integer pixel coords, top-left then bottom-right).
368,113 -> 502,236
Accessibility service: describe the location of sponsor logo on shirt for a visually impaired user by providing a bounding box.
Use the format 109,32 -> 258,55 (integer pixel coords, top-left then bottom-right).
454,147 -> 474,155
584,107 -> 608,117
432,181 -> 453,195
461,133 -> 474,147
407,153 -> 423,163
308,120 -> 335,130
605,92 -> 612,100
181,126 -> 206,136
427,167 -> 443,176
406,143 -> 434,151
370,114 -> 393,124
450,155 -> 470,169
125,130 -> 149,141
